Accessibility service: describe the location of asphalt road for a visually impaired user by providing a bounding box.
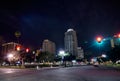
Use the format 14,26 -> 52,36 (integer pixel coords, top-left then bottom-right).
0,66 -> 120,81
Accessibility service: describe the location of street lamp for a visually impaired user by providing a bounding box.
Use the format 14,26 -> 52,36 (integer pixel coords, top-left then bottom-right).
58,50 -> 68,65
7,53 -> 14,65
7,54 -> 14,59
59,50 -> 65,63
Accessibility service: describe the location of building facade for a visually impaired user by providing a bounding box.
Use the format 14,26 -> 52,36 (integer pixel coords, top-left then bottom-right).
64,29 -> 78,57
110,38 -> 120,48
77,47 -> 84,59
42,39 -> 56,54
1,42 -> 21,60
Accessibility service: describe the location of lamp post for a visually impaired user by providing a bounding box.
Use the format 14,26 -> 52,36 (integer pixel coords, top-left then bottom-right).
96,36 -> 103,55
58,50 -> 68,66
7,53 -> 14,65
58,50 -> 65,64
7,53 -> 14,59
32,51 -> 36,62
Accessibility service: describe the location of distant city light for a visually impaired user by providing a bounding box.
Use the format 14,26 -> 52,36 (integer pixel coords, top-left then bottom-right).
59,50 -> 65,55
33,51 -> 35,54
72,60 -> 76,63
101,54 -> 107,58
58,50 -> 68,56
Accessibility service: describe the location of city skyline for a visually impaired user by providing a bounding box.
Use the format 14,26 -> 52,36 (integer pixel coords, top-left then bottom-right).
0,0 -> 120,55
0,1 -> 120,81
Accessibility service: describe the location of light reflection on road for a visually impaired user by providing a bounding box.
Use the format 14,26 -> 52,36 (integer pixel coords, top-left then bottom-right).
0,69 -> 19,74
4,69 -> 15,73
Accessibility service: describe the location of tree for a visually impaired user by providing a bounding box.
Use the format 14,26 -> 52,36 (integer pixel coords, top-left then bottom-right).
63,54 -> 76,61
0,36 -> 5,63
37,51 -> 54,63
107,45 -> 120,63
84,51 -> 93,61
54,56 -> 61,62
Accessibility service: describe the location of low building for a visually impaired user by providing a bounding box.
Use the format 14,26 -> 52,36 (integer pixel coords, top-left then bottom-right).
1,42 -> 21,61
42,39 -> 56,54
77,47 -> 84,59
110,38 -> 120,48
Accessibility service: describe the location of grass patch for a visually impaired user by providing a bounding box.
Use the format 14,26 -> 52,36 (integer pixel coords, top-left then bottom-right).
113,64 -> 120,68
103,63 -> 120,68
0,66 -> 25,69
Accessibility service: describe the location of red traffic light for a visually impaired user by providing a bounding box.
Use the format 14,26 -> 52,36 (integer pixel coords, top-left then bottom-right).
96,37 -> 102,43
118,34 -> 120,38
114,33 -> 120,38
26,48 -> 30,52
16,46 -> 21,51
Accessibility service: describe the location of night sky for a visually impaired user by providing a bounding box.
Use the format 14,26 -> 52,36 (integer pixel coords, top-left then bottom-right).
0,0 -> 120,54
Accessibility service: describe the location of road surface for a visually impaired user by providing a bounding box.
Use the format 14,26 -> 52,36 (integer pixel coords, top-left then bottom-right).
0,66 -> 120,81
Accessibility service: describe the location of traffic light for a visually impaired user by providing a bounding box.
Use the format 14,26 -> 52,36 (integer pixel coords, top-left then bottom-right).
118,33 -> 120,38
26,48 -> 30,53
16,45 -> 21,51
114,34 -> 120,38
96,37 -> 102,43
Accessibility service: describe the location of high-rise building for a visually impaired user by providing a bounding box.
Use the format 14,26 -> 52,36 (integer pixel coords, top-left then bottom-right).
64,29 -> 78,57
77,47 -> 84,59
42,39 -> 56,54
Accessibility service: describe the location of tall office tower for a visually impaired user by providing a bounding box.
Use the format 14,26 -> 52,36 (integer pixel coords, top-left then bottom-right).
64,29 -> 78,57
42,39 -> 56,54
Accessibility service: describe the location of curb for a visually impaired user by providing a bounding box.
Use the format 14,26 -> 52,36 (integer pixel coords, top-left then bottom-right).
98,65 -> 120,71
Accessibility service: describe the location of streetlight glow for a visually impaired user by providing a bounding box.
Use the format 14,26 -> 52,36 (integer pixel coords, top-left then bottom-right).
58,50 -> 68,56
7,54 -> 13,58
59,50 -> 65,56
101,54 -> 107,58
58,50 -> 69,66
